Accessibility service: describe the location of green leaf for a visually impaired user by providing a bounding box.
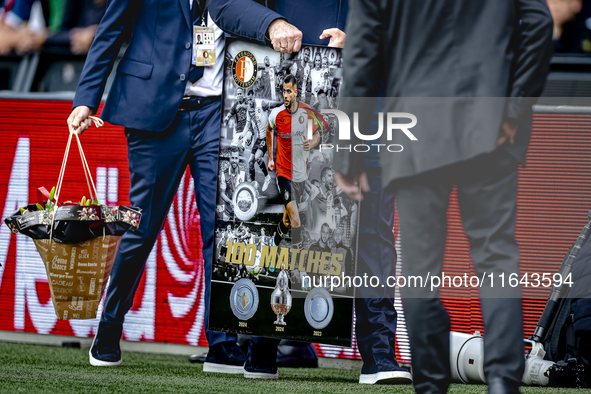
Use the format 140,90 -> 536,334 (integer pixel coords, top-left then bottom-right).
49,186 -> 55,201
86,199 -> 91,206
92,197 -> 99,205
20,207 -> 25,214
36,203 -> 44,211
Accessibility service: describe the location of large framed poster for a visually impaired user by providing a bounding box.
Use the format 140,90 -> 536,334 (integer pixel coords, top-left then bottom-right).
208,39 -> 357,346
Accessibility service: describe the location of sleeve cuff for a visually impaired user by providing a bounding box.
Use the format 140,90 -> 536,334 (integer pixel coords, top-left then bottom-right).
4,11 -> 24,28
504,90 -> 529,123
262,17 -> 287,46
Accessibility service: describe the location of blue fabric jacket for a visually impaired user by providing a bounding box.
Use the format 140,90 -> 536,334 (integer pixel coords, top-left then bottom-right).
3,0 -> 35,25
73,0 -> 348,131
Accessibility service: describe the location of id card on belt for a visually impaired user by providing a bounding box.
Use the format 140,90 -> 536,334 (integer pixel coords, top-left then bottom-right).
193,26 -> 216,66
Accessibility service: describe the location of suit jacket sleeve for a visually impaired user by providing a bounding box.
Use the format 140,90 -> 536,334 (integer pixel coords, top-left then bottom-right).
72,0 -> 139,111
208,0 -> 285,45
333,0 -> 384,178
4,0 -> 36,27
505,0 -> 553,122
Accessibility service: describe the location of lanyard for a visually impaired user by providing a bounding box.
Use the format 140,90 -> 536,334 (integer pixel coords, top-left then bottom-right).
192,0 -> 207,26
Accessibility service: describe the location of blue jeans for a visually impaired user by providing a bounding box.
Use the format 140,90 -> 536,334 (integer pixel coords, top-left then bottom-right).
355,168 -> 401,366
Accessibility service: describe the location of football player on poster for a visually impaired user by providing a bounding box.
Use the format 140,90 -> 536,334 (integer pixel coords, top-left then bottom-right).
246,99 -> 281,192
224,88 -> 260,152
266,73 -> 325,249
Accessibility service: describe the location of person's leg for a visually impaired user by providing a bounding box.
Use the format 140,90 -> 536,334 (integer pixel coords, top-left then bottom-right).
243,174 -> 286,378
355,168 -> 412,384
273,208 -> 290,247
289,183 -> 303,247
91,113 -> 191,366
188,100 -> 244,373
248,152 -> 256,182
244,336 -> 281,379
456,150 -> 524,392
255,146 -> 271,192
397,170 -> 453,394
276,340 -> 318,368
273,177 -> 291,247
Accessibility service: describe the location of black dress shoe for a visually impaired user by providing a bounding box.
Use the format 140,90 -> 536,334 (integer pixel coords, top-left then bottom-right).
276,342 -> 318,368
188,354 -> 206,363
202,342 -> 245,374
488,377 -> 521,394
89,321 -> 123,367
243,339 -> 278,379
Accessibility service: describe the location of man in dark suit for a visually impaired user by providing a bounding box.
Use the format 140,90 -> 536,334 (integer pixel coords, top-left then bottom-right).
335,0 -> 553,393
66,0 -> 307,373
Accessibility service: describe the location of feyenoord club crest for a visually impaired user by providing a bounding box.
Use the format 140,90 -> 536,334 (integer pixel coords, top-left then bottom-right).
232,50 -> 258,89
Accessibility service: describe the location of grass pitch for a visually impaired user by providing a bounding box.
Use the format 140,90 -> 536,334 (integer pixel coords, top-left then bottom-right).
0,342 -> 582,393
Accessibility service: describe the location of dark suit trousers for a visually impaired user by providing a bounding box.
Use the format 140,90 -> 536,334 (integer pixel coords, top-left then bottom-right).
355,168 -> 401,366
396,149 -> 524,393
101,99 -> 236,347
250,170 -> 404,365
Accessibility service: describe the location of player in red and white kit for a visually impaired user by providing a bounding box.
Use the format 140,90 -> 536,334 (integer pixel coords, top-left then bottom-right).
266,74 -> 322,248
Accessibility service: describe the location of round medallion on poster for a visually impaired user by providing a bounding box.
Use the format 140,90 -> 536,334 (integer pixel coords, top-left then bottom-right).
232,182 -> 259,221
304,287 -> 334,330
230,278 -> 259,321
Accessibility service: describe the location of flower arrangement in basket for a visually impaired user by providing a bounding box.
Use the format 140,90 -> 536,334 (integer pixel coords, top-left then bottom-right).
3,118 -> 142,320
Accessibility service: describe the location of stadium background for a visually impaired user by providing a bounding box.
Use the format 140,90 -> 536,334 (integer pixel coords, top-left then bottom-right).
1,99 -> 590,363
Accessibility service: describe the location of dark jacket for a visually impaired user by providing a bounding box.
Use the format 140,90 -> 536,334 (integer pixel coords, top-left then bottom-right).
334,0 -> 554,186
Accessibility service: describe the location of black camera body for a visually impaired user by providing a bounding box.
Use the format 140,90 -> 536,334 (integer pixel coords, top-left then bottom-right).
548,358 -> 586,388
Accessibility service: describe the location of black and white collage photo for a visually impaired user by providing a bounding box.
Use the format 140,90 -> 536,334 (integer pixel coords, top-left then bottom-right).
214,40 -> 357,295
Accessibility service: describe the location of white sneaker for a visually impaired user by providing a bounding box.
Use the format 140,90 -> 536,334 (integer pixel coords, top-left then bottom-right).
203,362 -> 244,374
262,175 -> 271,192
89,350 -> 122,367
201,342 -> 246,374
88,322 -> 122,367
243,366 -> 278,379
359,370 -> 413,384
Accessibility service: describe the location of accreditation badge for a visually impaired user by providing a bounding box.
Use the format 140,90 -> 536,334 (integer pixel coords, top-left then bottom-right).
193,26 -> 216,66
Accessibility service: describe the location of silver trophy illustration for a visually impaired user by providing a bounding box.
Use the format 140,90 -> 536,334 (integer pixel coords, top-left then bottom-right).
271,270 -> 292,325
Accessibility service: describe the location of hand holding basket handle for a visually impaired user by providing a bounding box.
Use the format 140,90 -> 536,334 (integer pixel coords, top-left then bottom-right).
67,105 -> 96,135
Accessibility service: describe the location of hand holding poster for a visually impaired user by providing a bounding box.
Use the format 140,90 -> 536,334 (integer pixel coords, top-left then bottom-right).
209,39 -> 357,346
